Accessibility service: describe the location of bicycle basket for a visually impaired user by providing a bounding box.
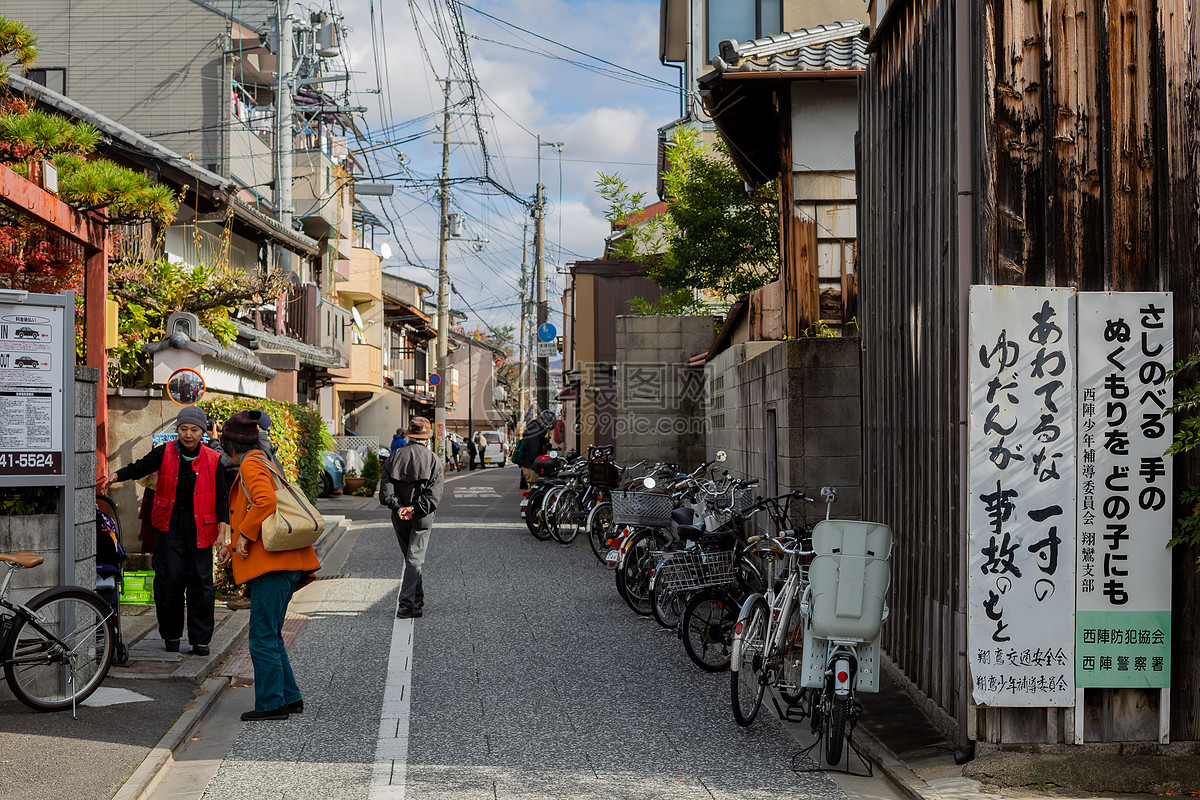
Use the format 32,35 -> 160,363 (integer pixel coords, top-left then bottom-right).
654,549 -> 736,591
612,490 -> 673,527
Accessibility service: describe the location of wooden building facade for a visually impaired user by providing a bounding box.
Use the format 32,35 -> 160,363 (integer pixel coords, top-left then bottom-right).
859,0 -> 1200,743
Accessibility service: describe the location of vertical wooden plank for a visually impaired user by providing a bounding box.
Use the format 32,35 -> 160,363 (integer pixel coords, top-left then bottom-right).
1106,0 -> 1158,291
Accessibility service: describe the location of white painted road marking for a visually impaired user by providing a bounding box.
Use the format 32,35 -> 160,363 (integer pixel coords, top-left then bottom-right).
369,617 -> 414,800
81,687 -> 154,706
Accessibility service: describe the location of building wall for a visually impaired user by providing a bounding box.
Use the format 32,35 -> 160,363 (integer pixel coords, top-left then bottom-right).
12,0 -> 228,171
612,315 -> 713,469
445,341 -> 504,434
706,338 -> 861,523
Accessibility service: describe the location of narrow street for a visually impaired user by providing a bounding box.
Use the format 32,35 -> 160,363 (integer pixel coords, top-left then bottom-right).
150,467 -> 896,800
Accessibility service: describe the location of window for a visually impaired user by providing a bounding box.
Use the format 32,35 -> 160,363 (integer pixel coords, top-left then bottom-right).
25,68 -> 66,95
706,0 -> 781,59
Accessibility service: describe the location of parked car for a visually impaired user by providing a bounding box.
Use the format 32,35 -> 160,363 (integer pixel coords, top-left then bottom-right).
320,451 -> 346,497
480,430 -> 507,467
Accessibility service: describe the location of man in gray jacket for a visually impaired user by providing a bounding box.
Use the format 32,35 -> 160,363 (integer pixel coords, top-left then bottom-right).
379,416 -> 444,618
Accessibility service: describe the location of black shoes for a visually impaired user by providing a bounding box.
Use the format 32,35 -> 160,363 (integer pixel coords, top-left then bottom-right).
287,699 -> 304,714
397,605 -> 423,619
240,707 -> 290,721
190,644 -> 210,656
164,639 -> 180,652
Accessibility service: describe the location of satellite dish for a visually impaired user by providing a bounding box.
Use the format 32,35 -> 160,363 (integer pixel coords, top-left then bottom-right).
380,242 -> 393,260
351,306 -> 364,329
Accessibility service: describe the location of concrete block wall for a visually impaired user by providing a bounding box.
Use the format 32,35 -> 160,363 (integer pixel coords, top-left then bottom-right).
706,338 -> 862,525
612,315 -> 714,469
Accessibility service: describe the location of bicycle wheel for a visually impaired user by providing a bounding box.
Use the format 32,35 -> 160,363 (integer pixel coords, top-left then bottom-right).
535,487 -> 563,542
551,489 -> 581,544
3,588 -> 114,712
730,598 -> 768,727
615,529 -> 663,616
681,590 -> 734,671
524,490 -> 544,536
650,584 -> 685,630
586,502 -> 614,563
824,694 -> 848,766
778,605 -> 806,705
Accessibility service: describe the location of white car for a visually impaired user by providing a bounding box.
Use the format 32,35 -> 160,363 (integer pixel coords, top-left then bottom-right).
479,431 -> 507,467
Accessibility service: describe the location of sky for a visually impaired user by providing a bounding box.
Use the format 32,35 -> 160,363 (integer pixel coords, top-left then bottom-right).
331,0 -> 681,341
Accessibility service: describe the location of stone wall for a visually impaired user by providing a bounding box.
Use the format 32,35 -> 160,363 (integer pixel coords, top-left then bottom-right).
0,366 -> 98,605
612,315 -> 714,469
706,338 -> 861,523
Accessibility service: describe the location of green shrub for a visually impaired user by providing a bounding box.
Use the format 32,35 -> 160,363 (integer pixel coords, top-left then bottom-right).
199,396 -> 327,502
362,449 -> 381,495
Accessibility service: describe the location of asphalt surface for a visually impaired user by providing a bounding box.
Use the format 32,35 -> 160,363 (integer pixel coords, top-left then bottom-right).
195,466 -> 853,800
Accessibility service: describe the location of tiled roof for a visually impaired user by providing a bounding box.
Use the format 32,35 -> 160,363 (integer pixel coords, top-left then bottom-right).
711,19 -> 868,74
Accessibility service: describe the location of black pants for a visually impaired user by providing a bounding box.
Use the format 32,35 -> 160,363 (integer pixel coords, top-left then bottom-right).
151,528 -> 215,646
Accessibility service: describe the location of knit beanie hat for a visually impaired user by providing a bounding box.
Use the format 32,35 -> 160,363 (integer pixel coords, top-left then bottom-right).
175,406 -> 208,430
221,410 -> 263,448
257,410 -> 272,430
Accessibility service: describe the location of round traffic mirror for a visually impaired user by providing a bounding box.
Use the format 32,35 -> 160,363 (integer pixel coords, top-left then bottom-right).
167,368 -> 206,406
715,450 -> 728,463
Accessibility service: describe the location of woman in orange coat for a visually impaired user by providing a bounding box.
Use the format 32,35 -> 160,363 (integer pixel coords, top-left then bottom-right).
220,410 -> 321,721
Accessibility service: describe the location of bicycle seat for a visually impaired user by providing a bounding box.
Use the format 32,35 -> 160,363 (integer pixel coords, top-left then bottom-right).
0,551 -> 44,568
674,524 -> 706,543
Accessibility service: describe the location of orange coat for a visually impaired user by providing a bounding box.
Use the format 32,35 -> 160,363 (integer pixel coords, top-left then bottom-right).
229,452 -> 321,585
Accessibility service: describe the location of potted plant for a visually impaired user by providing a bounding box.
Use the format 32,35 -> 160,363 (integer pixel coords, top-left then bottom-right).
343,467 -> 366,494
356,450 -> 381,497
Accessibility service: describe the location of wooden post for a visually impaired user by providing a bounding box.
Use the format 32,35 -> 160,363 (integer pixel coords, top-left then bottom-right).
85,240 -> 109,477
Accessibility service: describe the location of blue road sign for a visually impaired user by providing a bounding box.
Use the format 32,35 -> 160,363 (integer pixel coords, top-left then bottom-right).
428,373 -> 441,386
538,323 -> 557,343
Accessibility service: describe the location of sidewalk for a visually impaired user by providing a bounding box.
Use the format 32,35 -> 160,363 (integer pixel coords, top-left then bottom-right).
0,512 -> 351,800
850,663 -> 1200,799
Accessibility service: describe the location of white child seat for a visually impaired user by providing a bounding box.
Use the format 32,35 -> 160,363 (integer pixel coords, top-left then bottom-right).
807,520 -> 893,643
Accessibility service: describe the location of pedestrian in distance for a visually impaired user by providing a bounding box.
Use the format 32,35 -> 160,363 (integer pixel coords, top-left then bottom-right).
465,434 -> 477,471
448,435 -> 461,472
220,410 -> 321,721
390,427 -> 409,452
380,416 -> 444,619
474,432 -> 486,469
104,406 -> 229,656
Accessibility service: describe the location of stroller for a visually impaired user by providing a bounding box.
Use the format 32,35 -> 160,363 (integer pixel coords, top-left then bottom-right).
95,494 -> 130,665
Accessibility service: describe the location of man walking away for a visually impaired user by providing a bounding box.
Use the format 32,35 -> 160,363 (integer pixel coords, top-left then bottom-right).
380,417 -> 444,619
465,434 -> 477,471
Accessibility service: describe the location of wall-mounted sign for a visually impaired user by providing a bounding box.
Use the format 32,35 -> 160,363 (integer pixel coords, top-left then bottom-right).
1075,293 -> 1172,689
968,286 -> 1077,707
167,367 -> 206,406
0,303 -> 66,476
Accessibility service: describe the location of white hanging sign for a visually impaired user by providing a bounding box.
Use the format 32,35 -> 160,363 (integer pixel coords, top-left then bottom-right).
968,286 -> 1077,707
1075,293 -> 1172,688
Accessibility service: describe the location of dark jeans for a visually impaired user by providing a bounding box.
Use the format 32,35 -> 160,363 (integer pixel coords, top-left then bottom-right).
150,528 -> 215,646
391,510 -> 433,608
247,570 -> 304,712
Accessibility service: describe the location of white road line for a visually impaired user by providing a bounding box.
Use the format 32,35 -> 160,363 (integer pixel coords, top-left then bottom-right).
370,617 -> 414,800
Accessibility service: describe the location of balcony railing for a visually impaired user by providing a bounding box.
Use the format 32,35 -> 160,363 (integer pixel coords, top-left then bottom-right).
330,342 -> 382,391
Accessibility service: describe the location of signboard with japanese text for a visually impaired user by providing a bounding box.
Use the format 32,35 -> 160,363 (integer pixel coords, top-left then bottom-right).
968,286 -> 1076,706
0,302 -> 65,476
1075,293 -> 1172,688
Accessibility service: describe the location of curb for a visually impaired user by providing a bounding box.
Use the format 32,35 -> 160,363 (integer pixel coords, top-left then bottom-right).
111,676 -> 227,800
852,724 -> 940,800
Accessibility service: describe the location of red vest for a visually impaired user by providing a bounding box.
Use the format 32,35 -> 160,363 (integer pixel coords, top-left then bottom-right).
152,442 -> 220,547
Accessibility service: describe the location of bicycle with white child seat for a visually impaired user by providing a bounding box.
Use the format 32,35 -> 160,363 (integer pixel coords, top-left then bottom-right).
0,550 -> 116,714
730,486 -> 893,770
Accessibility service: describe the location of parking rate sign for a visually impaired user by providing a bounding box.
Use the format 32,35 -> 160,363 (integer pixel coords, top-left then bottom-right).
0,303 -> 65,475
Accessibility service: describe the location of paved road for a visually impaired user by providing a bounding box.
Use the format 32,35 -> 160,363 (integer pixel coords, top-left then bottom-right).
165,467 -> 869,800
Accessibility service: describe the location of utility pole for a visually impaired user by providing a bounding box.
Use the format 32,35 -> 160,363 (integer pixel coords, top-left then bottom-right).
534,138 -> 562,415
533,182 -> 547,414
274,0 -> 294,229
434,78 -> 452,459
518,220 -> 529,421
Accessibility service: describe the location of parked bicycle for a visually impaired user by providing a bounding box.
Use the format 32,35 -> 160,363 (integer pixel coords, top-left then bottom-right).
1,550 -> 116,714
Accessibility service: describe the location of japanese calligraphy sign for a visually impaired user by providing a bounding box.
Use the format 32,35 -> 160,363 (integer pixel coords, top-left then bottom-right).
968,286 -> 1076,706
1075,293 -> 1172,689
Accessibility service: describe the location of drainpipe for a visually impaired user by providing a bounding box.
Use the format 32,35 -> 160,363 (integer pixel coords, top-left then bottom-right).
954,0 -> 977,762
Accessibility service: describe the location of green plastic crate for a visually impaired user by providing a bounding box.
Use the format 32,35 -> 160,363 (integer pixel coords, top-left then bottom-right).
120,570 -> 155,604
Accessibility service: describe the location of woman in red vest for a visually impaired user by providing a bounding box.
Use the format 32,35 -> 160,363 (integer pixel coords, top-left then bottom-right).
106,406 -> 230,656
